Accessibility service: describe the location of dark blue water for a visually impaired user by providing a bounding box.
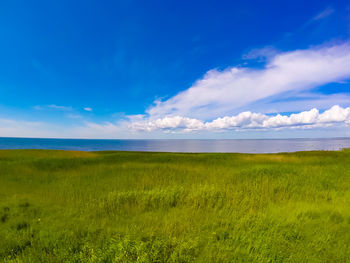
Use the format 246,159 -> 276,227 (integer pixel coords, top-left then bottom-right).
1,137 -> 350,153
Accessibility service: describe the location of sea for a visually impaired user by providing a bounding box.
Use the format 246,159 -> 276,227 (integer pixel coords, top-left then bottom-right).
1,137 -> 350,153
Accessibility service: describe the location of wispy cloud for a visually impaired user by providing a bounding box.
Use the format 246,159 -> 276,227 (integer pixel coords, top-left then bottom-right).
48,104 -> 72,111
242,46 -> 279,61
83,107 -> 93,112
130,105 -> 350,132
238,92 -> 350,114
147,42 -> 350,120
66,114 -> 83,119
0,117 -> 125,139
312,7 -> 335,21
0,118 -> 56,138
34,104 -> 73,111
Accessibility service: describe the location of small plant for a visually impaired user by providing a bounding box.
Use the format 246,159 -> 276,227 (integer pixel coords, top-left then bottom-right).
16,222 -> 29,231
1,214 -> 8,223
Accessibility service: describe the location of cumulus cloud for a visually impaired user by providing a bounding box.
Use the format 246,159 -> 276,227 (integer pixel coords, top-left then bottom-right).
130,116 -> 205,132
130,105 -> 350,132
147,42 -> 350,120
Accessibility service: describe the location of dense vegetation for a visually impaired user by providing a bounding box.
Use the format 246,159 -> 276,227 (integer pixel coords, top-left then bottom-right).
0,149 -> 350,262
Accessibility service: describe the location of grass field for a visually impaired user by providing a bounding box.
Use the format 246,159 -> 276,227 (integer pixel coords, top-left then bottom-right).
0,149 -> 350,262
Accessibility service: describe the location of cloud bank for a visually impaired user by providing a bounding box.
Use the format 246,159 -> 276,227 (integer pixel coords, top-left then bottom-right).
2,42 -> 350,139
130,105 -> 350,132
1,105 -> 350,138
147,43 -> 350,120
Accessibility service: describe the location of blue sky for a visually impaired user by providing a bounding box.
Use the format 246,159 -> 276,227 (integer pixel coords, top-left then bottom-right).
1,0 -> 350,138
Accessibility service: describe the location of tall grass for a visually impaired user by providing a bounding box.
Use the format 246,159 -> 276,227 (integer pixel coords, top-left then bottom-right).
0,149 -> 350,262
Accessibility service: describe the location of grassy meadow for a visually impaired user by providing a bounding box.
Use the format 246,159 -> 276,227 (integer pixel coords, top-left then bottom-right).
0,149 -> 350,262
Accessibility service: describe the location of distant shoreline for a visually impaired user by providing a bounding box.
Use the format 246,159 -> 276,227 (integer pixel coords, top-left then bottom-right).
1,137 -> 350,153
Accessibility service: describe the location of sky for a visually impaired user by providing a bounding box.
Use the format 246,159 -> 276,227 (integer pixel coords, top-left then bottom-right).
1,0 -> 350,139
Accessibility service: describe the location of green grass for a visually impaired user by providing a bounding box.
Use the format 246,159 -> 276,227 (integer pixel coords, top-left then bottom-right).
1,149 -> 350,262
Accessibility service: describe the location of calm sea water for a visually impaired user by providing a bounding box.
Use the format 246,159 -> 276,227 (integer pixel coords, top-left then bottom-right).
1,137 -> 350,153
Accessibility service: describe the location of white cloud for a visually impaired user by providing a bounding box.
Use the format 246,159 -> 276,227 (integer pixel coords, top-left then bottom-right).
130,116 -> 205,132
84,107 -> 93,112
147,42 -> 350,120
206,112 -> 268,130
130,105 -> 350,132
